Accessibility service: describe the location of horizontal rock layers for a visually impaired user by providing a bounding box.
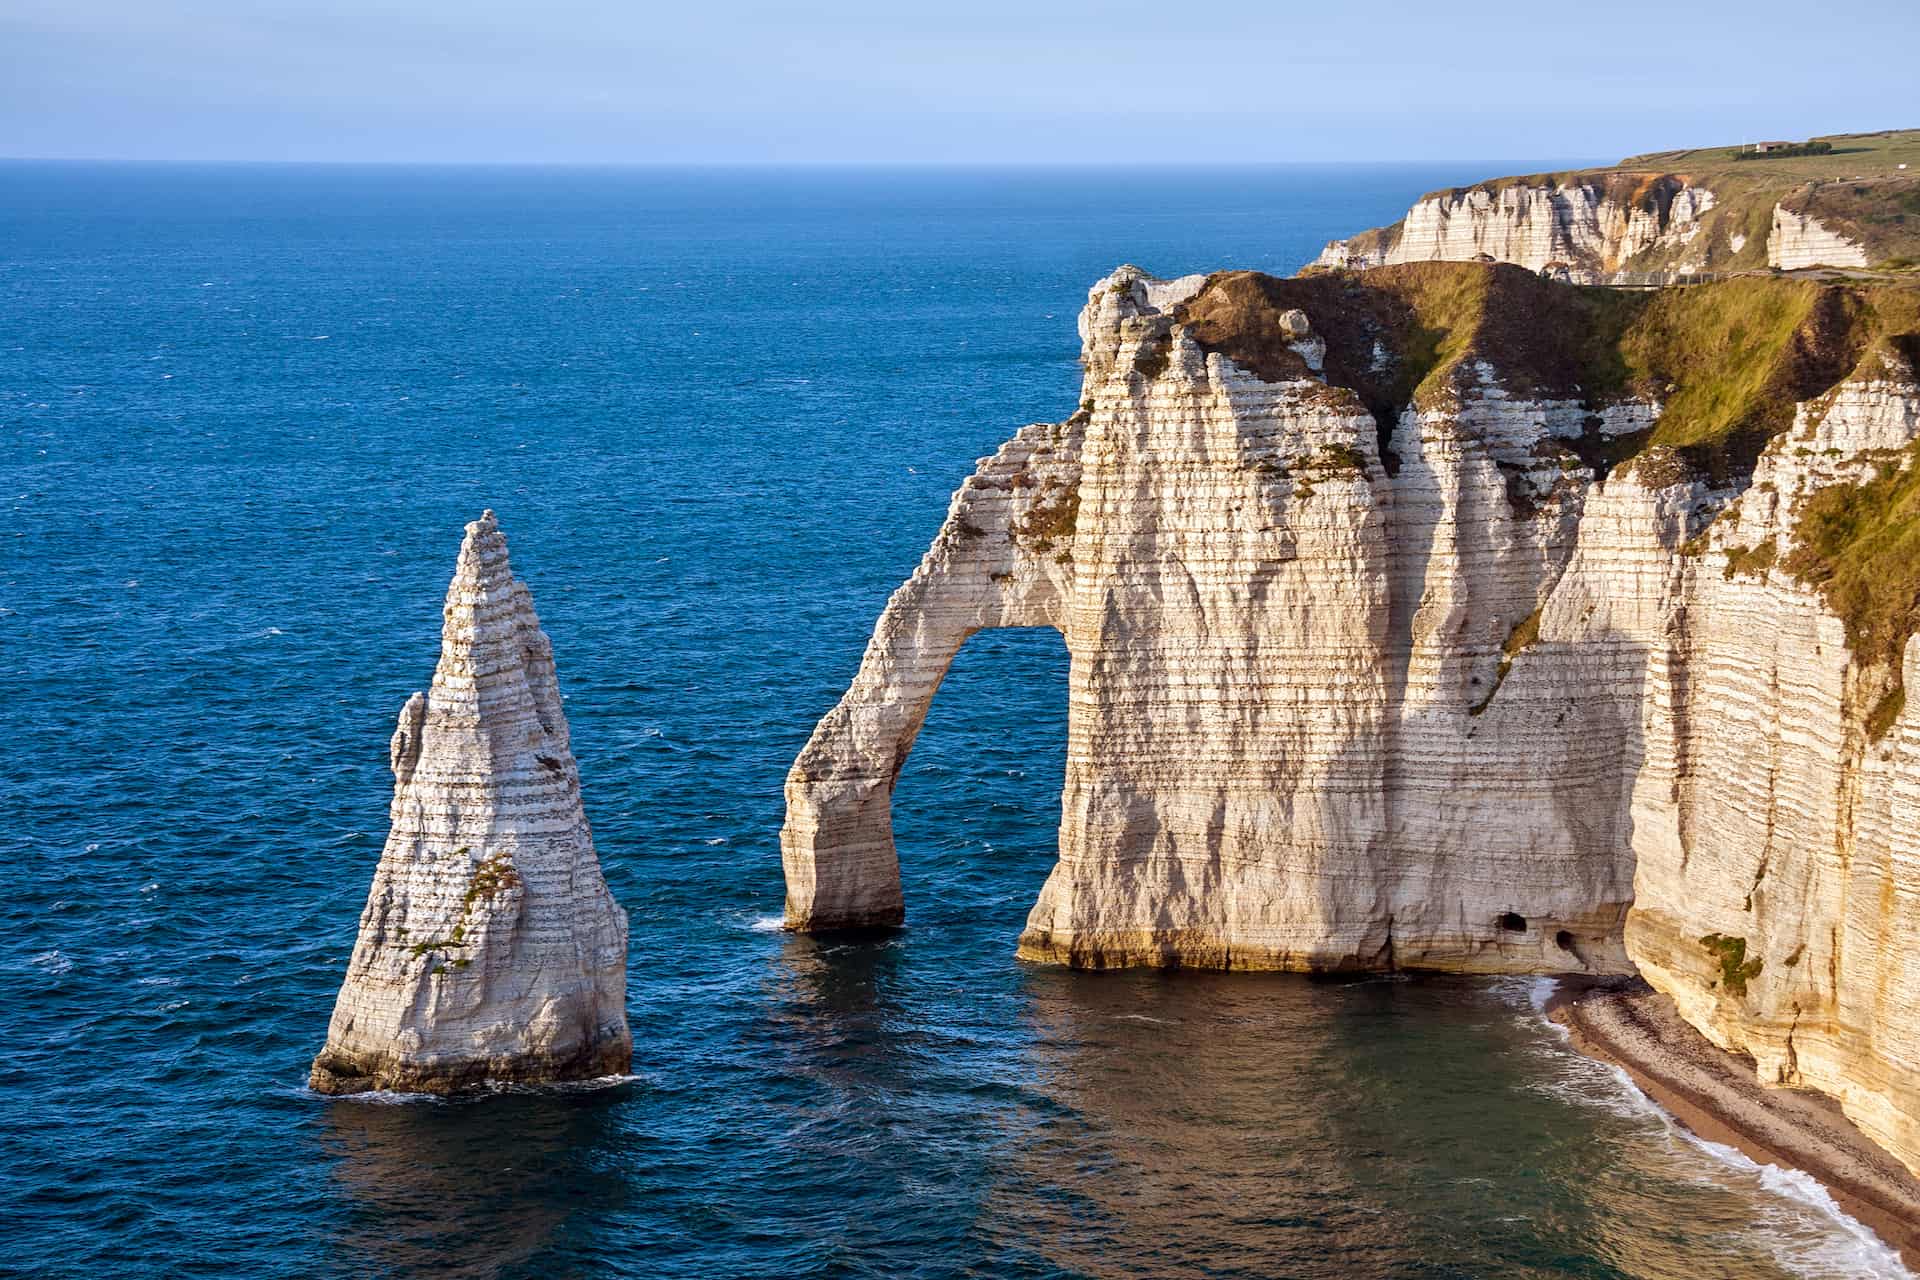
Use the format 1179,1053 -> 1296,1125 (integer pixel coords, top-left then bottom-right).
1314,162 -> 1910,281
1624,365 -> 1920,1178
787,265 -> 1659,974
1313,175 -> 1716,283
311,511 -> 630,1095
782,261 -> 1920,1176
1768,204 -> 1872,269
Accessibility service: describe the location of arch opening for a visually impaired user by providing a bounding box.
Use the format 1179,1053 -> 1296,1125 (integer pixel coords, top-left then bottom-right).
887,627 -> 1071,939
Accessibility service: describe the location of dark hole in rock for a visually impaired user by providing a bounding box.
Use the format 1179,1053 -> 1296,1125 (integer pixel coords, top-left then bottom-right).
1555,930 -> 1576,951
1498,912 -> 1527,932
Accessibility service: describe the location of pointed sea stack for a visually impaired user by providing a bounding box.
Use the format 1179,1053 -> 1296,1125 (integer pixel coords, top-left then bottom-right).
310,511 -> 630,1095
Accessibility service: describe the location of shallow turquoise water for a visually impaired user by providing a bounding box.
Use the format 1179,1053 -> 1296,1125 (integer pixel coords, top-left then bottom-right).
0,162 -> 1908,1278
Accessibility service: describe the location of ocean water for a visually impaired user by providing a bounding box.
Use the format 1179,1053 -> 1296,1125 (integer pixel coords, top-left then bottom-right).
0,162 -> 1908,1279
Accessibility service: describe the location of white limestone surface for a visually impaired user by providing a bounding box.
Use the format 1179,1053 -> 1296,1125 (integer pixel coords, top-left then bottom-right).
786,269 -> 1652,973
311,511 -> 630,1095
1313,177 -> 1714,283
1768,205 -> 1872,269
1624,367 -> 1920,1178
782,267 -> 1920,1178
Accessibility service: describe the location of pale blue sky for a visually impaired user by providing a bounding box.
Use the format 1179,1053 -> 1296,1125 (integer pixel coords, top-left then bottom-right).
2,0 -> 1914,164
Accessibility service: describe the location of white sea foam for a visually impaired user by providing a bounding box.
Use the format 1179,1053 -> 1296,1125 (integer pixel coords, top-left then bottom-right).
1511,981 -> 1914,1279
749,915 -> 785,932
323,1071 -> 645,1105
328,1088 -> 443,1105
31,950 -> 72,975
536,1072 -> 644,1095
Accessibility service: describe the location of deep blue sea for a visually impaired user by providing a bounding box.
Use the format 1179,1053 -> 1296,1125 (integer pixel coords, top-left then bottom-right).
1,162 -> 1910,1279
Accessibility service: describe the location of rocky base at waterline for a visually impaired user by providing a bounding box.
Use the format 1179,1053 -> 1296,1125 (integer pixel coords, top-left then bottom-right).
308,1037 -> 631,1097
1551,981 -> 1920,1267
310,511 -> 630,1097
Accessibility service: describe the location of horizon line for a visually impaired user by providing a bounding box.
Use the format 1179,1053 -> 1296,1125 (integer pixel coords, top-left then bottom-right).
0,153 -> 1613,172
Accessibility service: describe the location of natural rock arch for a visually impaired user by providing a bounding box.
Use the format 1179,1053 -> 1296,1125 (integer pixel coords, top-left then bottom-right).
779,419 -> 1084,931
783,266 -> 1645,974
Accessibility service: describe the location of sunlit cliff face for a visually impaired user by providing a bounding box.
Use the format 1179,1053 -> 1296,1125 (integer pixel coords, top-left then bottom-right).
784,262 -> 1920,1177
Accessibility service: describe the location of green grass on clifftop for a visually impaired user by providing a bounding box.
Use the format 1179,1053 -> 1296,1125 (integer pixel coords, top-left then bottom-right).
1333,129 -> 1920,274
1616,279 -> 1874,475
1621,129 -> 1920,184
1177,264 -> 1920,480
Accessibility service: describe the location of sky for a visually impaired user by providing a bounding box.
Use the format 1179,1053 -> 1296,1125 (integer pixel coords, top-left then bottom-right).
2,0 -> 1915,165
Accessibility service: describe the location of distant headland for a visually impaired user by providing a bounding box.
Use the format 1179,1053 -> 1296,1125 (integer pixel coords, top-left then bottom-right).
1312,127 -> 1920,281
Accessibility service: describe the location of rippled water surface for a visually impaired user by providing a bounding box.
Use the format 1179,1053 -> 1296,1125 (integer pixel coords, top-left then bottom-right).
1,163 -> 1908,1278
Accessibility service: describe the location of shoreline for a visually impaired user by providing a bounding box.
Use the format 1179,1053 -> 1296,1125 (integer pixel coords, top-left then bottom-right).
1548,979 -> 1920,1269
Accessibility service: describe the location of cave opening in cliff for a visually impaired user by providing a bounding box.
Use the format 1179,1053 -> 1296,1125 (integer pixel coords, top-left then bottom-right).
1499,912 -> 1527,932
888,626 -> 1071,937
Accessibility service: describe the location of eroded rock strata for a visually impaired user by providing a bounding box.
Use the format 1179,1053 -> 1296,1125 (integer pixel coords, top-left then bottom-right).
311,511 -> 630,1095
1769,203 -> 1872,270
1313,130 -> 1920,280
1313,174 -> 1718,282
783,262 -> 1920,1175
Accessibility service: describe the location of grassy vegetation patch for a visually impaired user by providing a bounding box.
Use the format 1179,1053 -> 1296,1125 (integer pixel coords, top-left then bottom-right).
407,849 -> 521,965
461,851 -> 522,914
1015,480 -> 1079,552
1700,933 -> 1764,995
1132,328 -> 1172,381
1175,265 -> 1641,450
1867,686 -> 1907,742
1565,423 -> 1654,482
1310,443 -> 1367,474
1783,442 -> 1920,667
1464,607 -> 1545,718
1722,538 -> 1778,580
1177,264 -> 1920,490
1503,606 -> 1543,657
1619,281 -> 1874,481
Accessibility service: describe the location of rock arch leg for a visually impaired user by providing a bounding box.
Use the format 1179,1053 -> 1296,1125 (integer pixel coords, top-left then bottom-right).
781,421 -> 1082,931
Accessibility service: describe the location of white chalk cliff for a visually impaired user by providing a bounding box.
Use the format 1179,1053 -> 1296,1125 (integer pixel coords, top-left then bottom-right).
1768,204 -> 1872,269
1625,367 -> 1920,1180
1315,172 -> 1894,282
783,262 -> 1920,1177
311,511 -> 629,1095
1313,175 -> 1718,282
